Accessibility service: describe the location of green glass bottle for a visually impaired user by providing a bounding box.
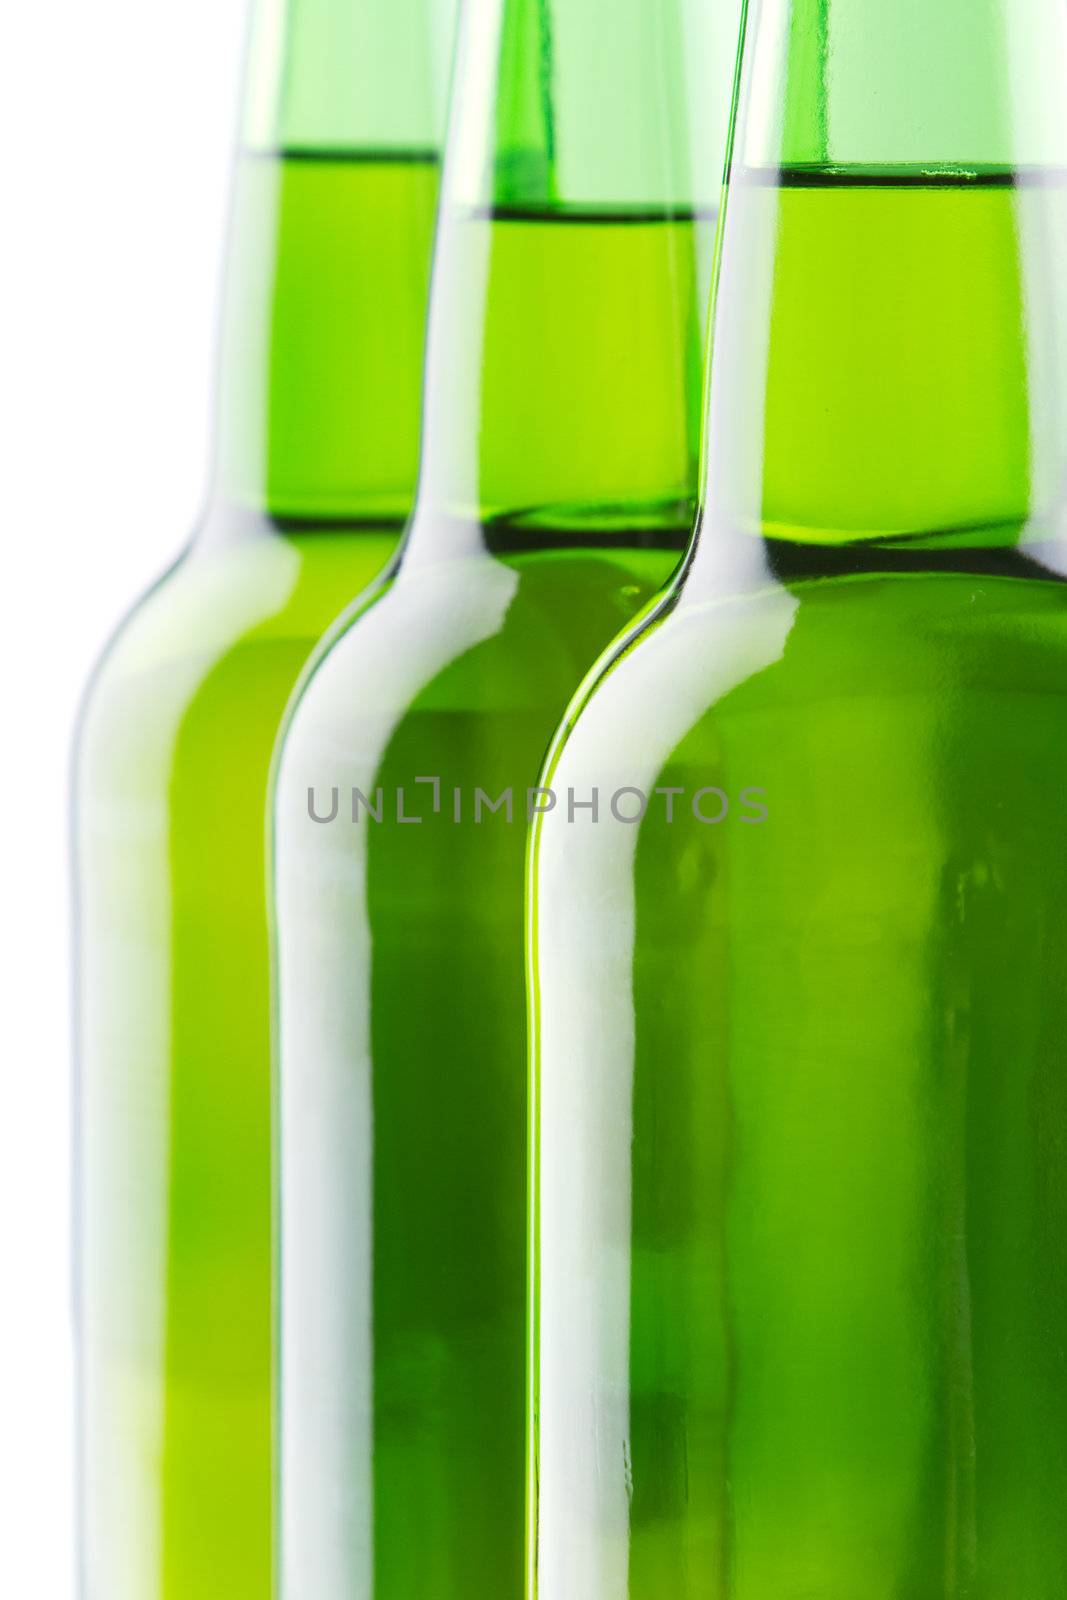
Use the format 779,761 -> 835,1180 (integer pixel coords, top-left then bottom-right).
271,1 -> 736,1594
532,0 -> 1067,1594
73,2 -> 451,1593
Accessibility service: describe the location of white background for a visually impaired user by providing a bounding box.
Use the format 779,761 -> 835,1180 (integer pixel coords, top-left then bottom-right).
0,0 -> 247,1587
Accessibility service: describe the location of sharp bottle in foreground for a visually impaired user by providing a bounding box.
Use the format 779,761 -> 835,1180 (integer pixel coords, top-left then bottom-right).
532,0 -> 1067,1592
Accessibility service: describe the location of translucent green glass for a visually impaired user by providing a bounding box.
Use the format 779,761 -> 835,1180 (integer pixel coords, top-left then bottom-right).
532,1 -> 1067,1594
271,1 -> 736,1594
73,4 -> 451,1594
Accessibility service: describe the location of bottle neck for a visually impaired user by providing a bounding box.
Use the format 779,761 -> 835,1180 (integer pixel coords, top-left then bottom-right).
738,0 -> 1067,173
209,0 -> 454,530
406,0 -> 736,555
692,0 -> 1067,579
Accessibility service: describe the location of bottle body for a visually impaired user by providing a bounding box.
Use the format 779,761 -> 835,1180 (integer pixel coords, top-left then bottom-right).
275,526 -> 683,1597
533,564 -> 1067,1596
74,3 -> 449,1591
77,525 -> 402,1598
272,0 -> 736,1591
531,1 -> 1067,1592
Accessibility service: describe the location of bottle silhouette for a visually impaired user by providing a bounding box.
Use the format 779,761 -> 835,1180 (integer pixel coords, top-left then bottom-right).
74,1 -> 452,1593
532,0 -> 1067,1594
271,0 -> 737,1594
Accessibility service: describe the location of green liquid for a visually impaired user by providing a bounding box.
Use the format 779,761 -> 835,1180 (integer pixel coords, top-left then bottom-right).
420,207 -> 715,529
706,167 -> 1067,551
532,172 -> 1067,1597
219,151 -> 439,521
76,148 -> 438,1600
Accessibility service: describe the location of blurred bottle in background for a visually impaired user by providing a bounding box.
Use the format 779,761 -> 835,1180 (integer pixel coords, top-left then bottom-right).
74,0 -> 455,1593
271,0 -> 739,1594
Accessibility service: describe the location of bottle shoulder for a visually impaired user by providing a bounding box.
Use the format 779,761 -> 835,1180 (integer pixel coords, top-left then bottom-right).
278,543 -> 678,762
76,525 -> 397,786
539,567 -> 1067,840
